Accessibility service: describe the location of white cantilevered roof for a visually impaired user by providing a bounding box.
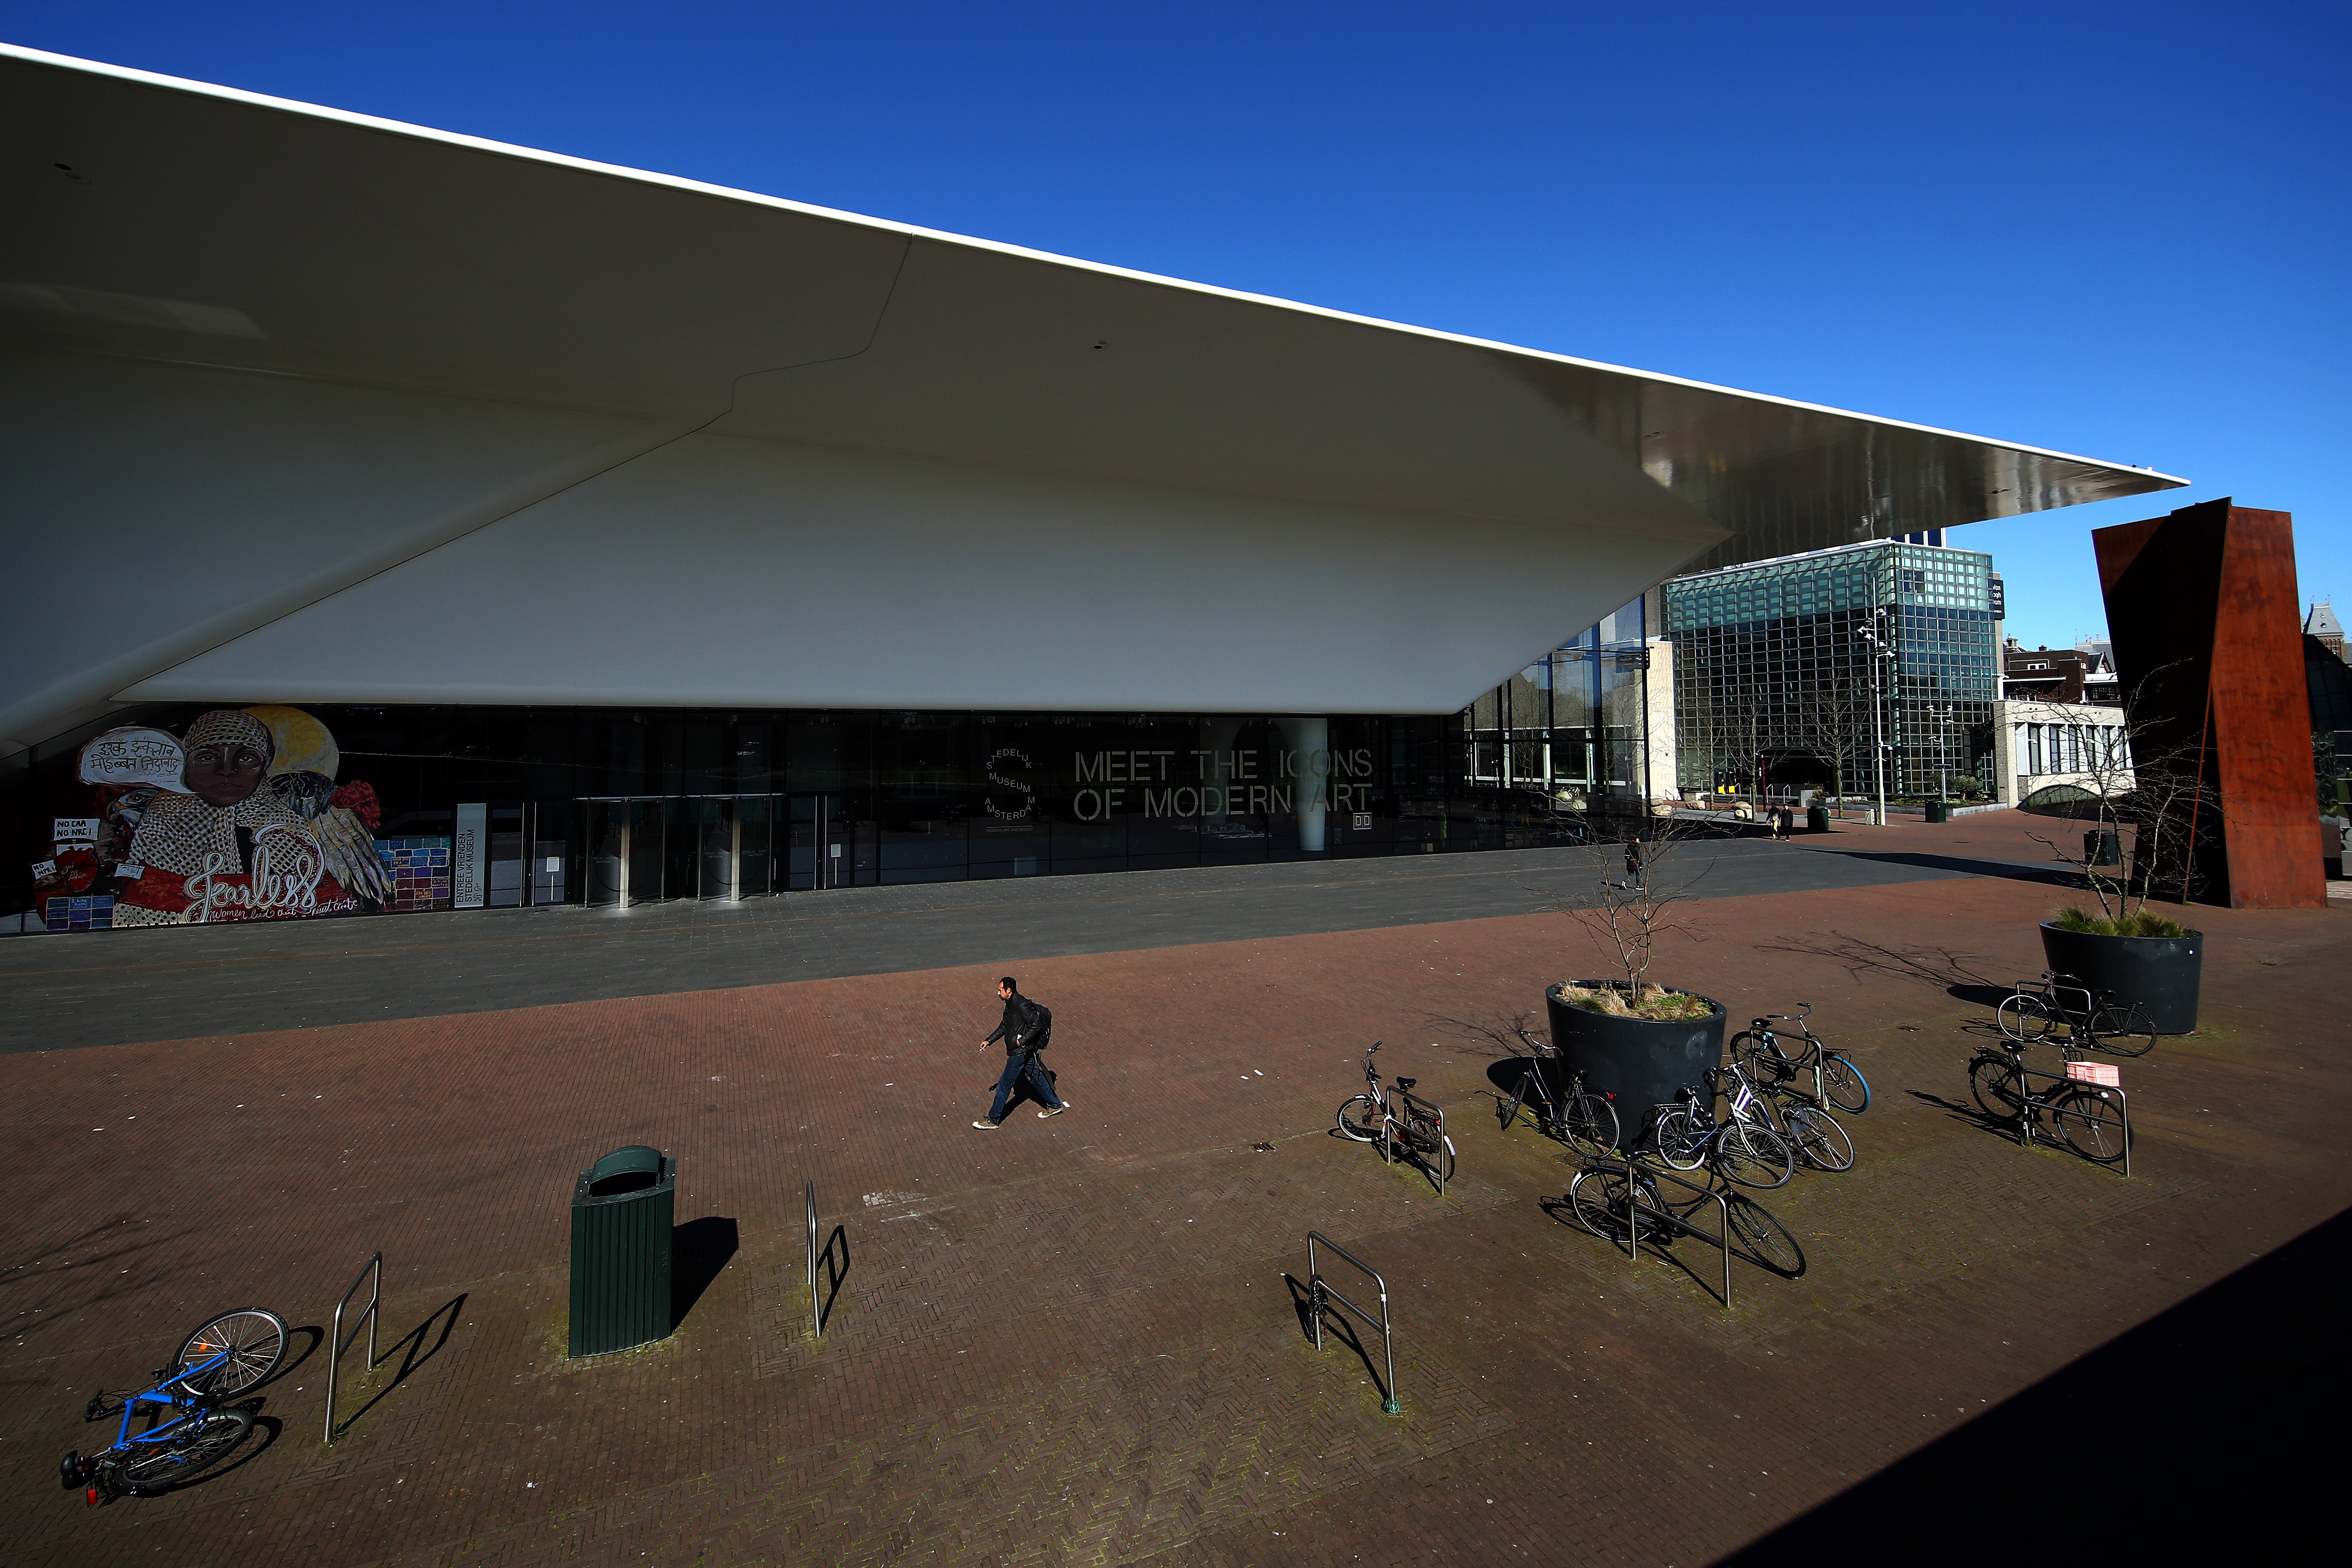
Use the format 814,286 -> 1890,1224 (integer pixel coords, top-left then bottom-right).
1,43 -> 2181,561
0,46 -> 2189,745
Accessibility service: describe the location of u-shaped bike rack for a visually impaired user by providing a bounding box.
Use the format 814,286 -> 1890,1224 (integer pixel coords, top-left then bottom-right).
1306,1231 -> 1400,1415
323,1251 -> 382,1444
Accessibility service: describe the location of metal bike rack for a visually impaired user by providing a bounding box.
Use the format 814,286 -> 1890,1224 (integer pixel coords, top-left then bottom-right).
1588,1159 -> 1735,1310
323,1251 -> 382,1444
805,1182 -> 825,1338
2007,1060 -> 2134,1177
1306,1231 -> 1400,1415
1390,1087 -> 1451,1196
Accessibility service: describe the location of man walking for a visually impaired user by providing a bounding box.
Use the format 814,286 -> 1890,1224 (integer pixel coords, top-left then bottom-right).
974,974 -> 1067,1128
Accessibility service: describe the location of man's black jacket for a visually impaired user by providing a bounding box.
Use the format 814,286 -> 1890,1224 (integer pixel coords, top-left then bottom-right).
986,994 -> 1050,1057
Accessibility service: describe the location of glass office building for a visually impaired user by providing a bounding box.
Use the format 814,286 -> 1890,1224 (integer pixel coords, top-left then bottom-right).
1662,541 -> 1999,799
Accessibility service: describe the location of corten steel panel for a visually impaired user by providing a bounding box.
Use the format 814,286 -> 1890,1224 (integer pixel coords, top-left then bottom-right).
2095,499 -> 2324,909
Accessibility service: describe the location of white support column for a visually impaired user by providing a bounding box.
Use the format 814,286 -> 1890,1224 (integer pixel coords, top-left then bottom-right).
1278,716 -> 1329,851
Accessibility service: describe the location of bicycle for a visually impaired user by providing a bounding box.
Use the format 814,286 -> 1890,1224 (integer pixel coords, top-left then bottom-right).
1967,1037 -> 2130,1164
1335,1040 -> 1458,1188
1565,1159 -> 1806,1280
59,1306 -> 286,1504
1729,1004 -> 1871,1113
1650,1064 -> 1795,1189
1755,1079 -> 1856,1173
1996,972 -> 2156,1058
1497,1026 -> 1621,1156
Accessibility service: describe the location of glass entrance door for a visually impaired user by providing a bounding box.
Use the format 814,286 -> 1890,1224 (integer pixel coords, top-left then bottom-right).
587,800 -> 626,906
689,796 -> 779,900
736,796 -> 773,897
784,794 -> 870,889
696,798 -> 736,900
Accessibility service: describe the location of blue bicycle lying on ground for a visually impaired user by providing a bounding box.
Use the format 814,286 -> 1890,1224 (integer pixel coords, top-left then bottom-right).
59,1307 -> 285,1505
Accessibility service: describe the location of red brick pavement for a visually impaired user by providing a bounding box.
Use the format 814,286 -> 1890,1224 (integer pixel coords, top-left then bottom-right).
2,824 -> 2344,1565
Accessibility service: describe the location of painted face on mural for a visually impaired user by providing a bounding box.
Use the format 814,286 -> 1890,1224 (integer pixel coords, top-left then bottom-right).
186,741 -> 270,807
178,710 -> 277,809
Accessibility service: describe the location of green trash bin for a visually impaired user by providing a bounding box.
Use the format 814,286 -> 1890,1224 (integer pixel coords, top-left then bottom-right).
1806,805 -> 1830,833
1924,799 -> 1950,824
569,1145 -> 674,1357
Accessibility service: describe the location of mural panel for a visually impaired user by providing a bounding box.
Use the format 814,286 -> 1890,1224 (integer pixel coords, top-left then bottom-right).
32,706 -> 392,929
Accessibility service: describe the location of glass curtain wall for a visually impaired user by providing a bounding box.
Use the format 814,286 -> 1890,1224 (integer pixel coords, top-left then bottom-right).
5,702 -> 1501,922
1461,596 -> 1651,837
1662,541 -> 1997,800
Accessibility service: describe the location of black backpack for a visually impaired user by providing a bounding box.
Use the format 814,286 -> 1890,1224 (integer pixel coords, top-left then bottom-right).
1019,998 -> 1053,1053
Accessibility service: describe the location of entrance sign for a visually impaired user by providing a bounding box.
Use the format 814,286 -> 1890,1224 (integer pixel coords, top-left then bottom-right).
453,803 -> 486,909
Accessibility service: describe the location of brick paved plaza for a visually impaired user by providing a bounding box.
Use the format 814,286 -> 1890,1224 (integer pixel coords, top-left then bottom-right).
3,814 -> 2343,1565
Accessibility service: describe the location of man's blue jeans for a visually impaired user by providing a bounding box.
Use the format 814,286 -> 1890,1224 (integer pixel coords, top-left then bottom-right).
987,1051 -> 1062,1122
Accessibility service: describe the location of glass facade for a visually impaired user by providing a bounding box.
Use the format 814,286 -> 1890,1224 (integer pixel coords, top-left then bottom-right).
4,701 -> 1559,927
6,596 -> 1686,931
1663,541 -> 1997,798
1463,595 -> 1652,824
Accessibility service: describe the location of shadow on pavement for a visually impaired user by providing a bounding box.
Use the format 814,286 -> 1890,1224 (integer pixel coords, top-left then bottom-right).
1718,1206 -> 2346,1564
1281,1274 -> 1394,1410
814,1223 -> 848,1332
1804,848 -> 2083,889
671,1216 -> 738,1329
332,1293 -> 466,1438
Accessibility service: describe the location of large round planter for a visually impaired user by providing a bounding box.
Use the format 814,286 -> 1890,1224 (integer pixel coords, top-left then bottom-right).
2038,922 -> 2203,1033
1544,980 -> 1727,1149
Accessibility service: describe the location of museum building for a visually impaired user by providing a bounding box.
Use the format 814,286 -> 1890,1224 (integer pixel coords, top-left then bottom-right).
0,44 -> 2183,932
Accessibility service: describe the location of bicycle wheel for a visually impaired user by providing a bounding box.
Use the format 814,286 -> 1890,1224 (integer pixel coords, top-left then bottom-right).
1335,1094 -> 1382,1142
1714,1120 -> 1795,1189
1820,1053 -> 1871,1114
1727,1032 -> 1782,1081
1723,1193 -> 1807,1278
2053,1085 -> 2130,1164
2088,1004 -> 2156,1058
1567,1165 -> 1632,1240
114,1406 -> 254,1495
1402,1112 -> 1449,1174
1969,1053 -> 2027,1119
1782,1103 -> 1855,1173
172,1308 -> 286,1399
1997,993 -> 2054,1043
1651,1107 -> 1707,1170
1498,1067 -> 1534,1132
1560,1088 -> 1620,1158
1433,1135 -> 1458,1185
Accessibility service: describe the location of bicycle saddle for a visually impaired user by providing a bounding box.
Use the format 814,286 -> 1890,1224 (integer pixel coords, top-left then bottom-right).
1396,1076 -> 1418,1090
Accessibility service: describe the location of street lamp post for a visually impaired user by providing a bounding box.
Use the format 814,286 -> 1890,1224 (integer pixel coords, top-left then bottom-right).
1929,703 -> 1954,800
1859,609 -> 1895,826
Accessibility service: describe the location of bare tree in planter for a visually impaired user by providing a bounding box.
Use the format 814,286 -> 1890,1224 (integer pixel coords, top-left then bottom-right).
1550,817 -> 1717,1017
1529,816 -> 1731,1148
2013,673 -> 2216,935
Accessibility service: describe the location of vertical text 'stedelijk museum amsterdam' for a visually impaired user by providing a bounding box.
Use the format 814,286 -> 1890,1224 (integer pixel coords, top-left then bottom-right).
0,44 -> 2186,932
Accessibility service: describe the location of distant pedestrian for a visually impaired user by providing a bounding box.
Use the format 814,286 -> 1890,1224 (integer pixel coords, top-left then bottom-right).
973,975 -> 1067,1128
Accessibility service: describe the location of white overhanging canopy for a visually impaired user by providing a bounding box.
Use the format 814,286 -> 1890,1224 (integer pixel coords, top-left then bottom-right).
0,45 -> 2187,751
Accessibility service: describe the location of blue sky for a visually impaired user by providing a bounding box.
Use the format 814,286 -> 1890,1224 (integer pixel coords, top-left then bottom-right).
8,1 -> 2345,649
